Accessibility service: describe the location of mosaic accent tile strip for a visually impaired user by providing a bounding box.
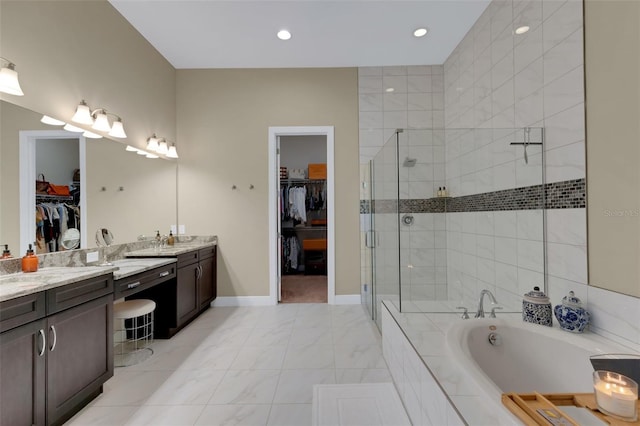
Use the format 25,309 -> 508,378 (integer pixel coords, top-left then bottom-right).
360,178 -> 585,214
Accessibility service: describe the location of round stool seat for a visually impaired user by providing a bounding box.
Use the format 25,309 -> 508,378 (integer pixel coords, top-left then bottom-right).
114,299 -> 156,319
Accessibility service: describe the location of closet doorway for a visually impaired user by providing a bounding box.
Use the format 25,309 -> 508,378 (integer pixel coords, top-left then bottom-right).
19,130 -> 87,254
268,126 -> 335,304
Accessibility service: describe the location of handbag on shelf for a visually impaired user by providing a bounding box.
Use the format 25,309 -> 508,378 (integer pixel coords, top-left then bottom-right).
36,174 -> 50,194
47,184 -> 70,196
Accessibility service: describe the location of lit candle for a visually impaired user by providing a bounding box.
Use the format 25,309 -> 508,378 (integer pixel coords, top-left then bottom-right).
593,371 -> 638,421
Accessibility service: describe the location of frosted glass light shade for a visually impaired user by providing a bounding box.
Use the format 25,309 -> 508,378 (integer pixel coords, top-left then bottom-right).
146,135 -> 159,151
92,112 -> 111,132
166,144 -> 179,158
63,123 -> 84,132
0,66 -> 24,96
41,115 -> 65,126
108,119 -> 127,138
157,141 -> 169,155
72,103 -> 93,124
82,130 -> 103,139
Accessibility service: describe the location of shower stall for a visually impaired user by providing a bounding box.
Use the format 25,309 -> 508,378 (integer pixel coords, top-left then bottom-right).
363,127 -> 545,327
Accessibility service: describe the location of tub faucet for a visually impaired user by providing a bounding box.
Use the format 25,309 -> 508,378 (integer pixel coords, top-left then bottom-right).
475,289 -> 498,318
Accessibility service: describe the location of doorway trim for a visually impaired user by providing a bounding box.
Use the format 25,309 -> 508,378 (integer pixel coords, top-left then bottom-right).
268,126 -> 335,305
19,130 -> 87,254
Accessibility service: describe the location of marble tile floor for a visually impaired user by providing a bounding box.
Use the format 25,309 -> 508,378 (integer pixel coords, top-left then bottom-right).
66,303 -> 394,426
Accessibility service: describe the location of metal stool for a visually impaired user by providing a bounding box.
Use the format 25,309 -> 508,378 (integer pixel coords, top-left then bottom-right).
113,299 -> 155,367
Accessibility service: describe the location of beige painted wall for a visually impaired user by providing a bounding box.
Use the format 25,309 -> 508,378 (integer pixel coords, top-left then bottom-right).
1,1 -> 178,250
585,0 -> 640,297
176,68 -> 360,297
0,0 -> 176,151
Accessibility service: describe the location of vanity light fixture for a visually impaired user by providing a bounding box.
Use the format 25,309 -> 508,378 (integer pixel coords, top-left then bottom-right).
0,57 -> 24,96
146,134 -> 160,151
413,28 -> 428,38
135,150 -> 147,156
166,143 -> 179,159
41,115 -> 66,126
277,30 -> 292,40
71,100 -> 127,138
63,123 -> 85,133
145,153 -> 159,159
515,25 -> 530,35
125,145 -> 139,152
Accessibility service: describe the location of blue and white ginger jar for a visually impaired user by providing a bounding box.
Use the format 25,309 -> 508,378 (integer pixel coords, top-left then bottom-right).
522,286 -> 553,327
554,291 -> 590,333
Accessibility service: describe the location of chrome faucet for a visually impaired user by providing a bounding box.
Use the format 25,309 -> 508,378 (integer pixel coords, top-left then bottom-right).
475,289 -> 498,318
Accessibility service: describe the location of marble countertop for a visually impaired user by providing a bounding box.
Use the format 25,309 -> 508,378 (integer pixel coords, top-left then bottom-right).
110,258 -> 177,280
0,265 -> 117,302
125,242 -> 216,257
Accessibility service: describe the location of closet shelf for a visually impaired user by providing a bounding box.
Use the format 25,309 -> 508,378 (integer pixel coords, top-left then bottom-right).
36,194 -> 73,201
280,178 -> 326,185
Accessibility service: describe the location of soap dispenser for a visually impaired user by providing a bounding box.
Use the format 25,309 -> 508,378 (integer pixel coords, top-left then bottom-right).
522,286 -> 552,326
21,244 -> 38,273
554,291 -> 590,333
1,244 -> 12,259
167,230 -> 175,246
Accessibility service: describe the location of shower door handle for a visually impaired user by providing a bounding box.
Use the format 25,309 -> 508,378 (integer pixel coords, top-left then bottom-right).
365,230 -> 376,248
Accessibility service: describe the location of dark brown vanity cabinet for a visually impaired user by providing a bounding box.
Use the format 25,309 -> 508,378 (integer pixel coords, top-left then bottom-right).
131,246 -> 217,338
0,274 -> 114,426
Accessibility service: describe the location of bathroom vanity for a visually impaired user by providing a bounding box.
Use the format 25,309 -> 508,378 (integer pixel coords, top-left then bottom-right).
0,270 -> 115,426
0,239 -> 217,425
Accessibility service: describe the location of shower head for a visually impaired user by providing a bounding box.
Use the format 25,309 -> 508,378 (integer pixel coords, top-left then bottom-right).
403,157 -> 417,167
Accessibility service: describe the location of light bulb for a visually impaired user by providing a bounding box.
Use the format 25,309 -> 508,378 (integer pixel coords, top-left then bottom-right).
108,119 -> 127,138
92,111 -> 111,132
147,135 -> 159,151
0,64 -> 24,96
166,144 -> 179,159
157,141 -> 169,155
72,101 -> 93,124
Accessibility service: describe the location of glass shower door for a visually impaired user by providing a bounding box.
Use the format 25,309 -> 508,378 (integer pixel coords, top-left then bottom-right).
371,131 -> 401,328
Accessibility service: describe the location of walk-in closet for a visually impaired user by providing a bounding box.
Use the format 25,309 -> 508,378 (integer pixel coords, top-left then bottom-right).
279,135 -> 328,303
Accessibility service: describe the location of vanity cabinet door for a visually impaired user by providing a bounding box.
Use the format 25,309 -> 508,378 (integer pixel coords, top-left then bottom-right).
0,318 -> 46,426
198,249 -> 216,310
176,262 -> 199,327
45,295 -> 113,426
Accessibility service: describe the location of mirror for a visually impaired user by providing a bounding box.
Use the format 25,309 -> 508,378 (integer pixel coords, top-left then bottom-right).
95,228 -> 114,266
61,228 -> 80,250
0,100 -> 177,253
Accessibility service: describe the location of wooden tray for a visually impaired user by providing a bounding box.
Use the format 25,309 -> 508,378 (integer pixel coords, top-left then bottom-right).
502,392 -> 640,425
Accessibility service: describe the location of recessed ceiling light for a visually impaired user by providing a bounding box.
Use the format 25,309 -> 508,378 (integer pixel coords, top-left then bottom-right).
277,30 -> 291,41
385,87 -> 395,93
515,25 -> 530,35
413,28 -> 428,38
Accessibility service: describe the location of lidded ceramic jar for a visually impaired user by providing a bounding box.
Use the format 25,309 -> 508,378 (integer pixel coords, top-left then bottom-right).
522,286 -> 553,326
554,291 -> 590,333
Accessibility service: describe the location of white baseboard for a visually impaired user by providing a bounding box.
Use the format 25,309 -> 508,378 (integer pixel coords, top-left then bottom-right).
211,296 -> 274,307
333,294 -> 361,305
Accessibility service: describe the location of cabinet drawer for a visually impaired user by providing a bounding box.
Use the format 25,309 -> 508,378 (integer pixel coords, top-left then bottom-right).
0,292 -> 46,333
177,251 -> 199,268
47,274 -> 113,314
198,246 -> 216,260
114,264 -> 176,299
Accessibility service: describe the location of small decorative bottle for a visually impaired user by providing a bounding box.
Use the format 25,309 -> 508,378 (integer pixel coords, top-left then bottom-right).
21,244 -> 38,273
522,286 -> 552,326
167,230 -> 175,246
